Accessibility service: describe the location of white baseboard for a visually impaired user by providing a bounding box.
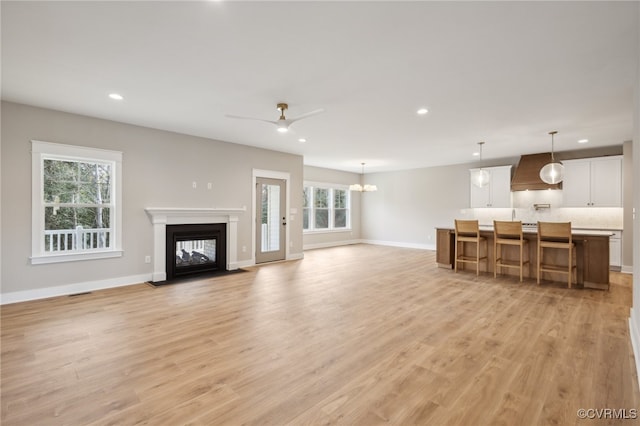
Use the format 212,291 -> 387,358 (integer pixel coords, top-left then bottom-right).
622,265 -> 634,274
0,273 -> 152,305
361,239 -> 436,251
232,259 -> 255,269
629,308 -> 640,392
288,252 -> 304,260
303,239 -> 362,251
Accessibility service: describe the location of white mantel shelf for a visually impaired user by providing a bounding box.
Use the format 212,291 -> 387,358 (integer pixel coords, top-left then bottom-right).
145,207 -> 246,224
145,207 -> 246,282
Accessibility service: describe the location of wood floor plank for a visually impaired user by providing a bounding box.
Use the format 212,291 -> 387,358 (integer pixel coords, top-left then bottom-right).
1,244 -> 638,425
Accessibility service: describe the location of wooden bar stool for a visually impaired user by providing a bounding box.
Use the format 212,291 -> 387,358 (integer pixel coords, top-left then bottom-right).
537,221 -> 576,288
454,219 -> 487,276
493,220 -> 529,282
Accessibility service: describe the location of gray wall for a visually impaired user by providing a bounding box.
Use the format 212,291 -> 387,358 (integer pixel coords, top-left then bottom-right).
303,165 -> 361,249
361,162 -> 480,248
624,140 -> 634,271
631,1 -> 640,386
1,101 -> 303,296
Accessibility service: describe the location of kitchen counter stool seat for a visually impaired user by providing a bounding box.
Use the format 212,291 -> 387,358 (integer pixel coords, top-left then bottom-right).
537,221 -> 576,288
493,220 -> 529,282
454,219 -> 487,276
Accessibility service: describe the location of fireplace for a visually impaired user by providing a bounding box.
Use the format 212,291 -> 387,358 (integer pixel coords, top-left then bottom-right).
145,207 -> 245,283
166,224 -> 226,280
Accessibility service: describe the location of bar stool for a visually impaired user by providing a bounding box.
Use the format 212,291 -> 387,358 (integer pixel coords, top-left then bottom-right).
493,220 -> 529,282
454,219 -> 487,276
537,221 -> 576,288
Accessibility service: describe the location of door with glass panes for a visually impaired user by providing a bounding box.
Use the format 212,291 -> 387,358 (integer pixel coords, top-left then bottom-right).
255,177 -> 286,263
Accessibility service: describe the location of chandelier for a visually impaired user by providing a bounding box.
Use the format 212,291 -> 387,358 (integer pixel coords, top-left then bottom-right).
349,162 -> 378,192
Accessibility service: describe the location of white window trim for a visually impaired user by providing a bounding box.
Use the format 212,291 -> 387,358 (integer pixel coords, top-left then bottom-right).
303,181 -> 351,233
30,140 -> 123,264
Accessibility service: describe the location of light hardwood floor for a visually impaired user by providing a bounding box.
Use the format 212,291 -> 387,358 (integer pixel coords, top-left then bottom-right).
1,244 -> 638,425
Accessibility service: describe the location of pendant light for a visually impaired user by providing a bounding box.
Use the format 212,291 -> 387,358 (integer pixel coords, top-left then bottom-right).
349,162 -> 378,192
539,131 -> 564,184
471,142 -> 490,188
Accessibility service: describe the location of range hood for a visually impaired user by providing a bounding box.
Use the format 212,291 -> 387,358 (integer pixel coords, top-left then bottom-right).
511,153 -> 562,191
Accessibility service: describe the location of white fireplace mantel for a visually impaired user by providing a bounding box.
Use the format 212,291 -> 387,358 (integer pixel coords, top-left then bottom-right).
145,207 -> 246,282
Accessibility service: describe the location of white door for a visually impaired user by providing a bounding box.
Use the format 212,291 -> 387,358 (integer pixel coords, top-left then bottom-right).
255,177 -> 286,263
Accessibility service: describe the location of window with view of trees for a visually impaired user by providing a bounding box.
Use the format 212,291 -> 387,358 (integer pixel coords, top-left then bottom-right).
31,141 -> 123,264
44,159 -> 112,251
303,183 -> 350,232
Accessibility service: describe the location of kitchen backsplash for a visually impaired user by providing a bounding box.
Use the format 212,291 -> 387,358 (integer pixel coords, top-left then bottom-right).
464,190 -> 623,229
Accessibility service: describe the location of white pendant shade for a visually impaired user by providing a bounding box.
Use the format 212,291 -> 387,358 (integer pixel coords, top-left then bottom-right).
471,168 -> 490,188
350,163 -> 377,192
539,162 -> 564,184
349,183 -> 378,192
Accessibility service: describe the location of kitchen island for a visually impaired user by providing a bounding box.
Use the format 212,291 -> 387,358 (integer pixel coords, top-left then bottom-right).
436,226 -> 612,289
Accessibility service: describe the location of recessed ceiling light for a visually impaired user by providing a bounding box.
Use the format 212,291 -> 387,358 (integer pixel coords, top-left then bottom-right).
109,93 -> 124,100
416,108 -> 429,115
472,152 -> 480,156
298,138 -> 307,143
578,139 -> 589,144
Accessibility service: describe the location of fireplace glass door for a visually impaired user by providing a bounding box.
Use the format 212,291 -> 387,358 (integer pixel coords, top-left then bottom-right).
256,177 -> 286,263
175,238 -> 215,269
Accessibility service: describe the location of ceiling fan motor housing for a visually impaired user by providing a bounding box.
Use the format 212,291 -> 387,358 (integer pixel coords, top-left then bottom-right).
276,103 -> 288,118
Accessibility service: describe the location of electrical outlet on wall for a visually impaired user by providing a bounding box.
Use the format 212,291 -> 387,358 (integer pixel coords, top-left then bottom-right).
192,181 -> 197,189
144,255 -> 151,263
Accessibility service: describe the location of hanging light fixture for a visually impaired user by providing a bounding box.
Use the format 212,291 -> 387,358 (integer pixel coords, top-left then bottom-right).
470,142 -> 490,188
539,131 -> 564,184
349,162 -> 378,192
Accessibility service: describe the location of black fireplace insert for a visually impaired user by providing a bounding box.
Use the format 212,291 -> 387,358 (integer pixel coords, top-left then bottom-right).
165,223 -> 227,280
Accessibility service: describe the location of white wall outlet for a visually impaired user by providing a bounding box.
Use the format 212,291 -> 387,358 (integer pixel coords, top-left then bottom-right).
207,182 -> 212,189
242,245 -> 246,253
144,255 -> 151,263
192,181 -> 197,189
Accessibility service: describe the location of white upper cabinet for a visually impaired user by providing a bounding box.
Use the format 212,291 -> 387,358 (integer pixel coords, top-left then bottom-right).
469,165 -> 512,208
562,156 -> 622,207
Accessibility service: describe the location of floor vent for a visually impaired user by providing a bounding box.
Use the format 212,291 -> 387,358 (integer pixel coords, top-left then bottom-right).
68,292 -> 92,297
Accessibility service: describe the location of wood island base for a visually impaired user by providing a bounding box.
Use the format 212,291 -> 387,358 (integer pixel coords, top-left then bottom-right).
436,228 -> 610,289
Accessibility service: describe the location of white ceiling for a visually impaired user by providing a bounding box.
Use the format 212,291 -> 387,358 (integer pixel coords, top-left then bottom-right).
2,1 -> 638,173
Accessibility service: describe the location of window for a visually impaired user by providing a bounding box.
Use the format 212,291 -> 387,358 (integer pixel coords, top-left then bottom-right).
31,141 -> 123,264
303,182 -> 351,232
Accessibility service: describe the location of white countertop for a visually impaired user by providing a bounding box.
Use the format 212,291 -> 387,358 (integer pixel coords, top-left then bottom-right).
477,225 -> 614,237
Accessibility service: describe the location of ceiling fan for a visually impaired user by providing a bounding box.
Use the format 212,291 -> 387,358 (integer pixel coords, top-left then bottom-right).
225,103 -> 324,133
